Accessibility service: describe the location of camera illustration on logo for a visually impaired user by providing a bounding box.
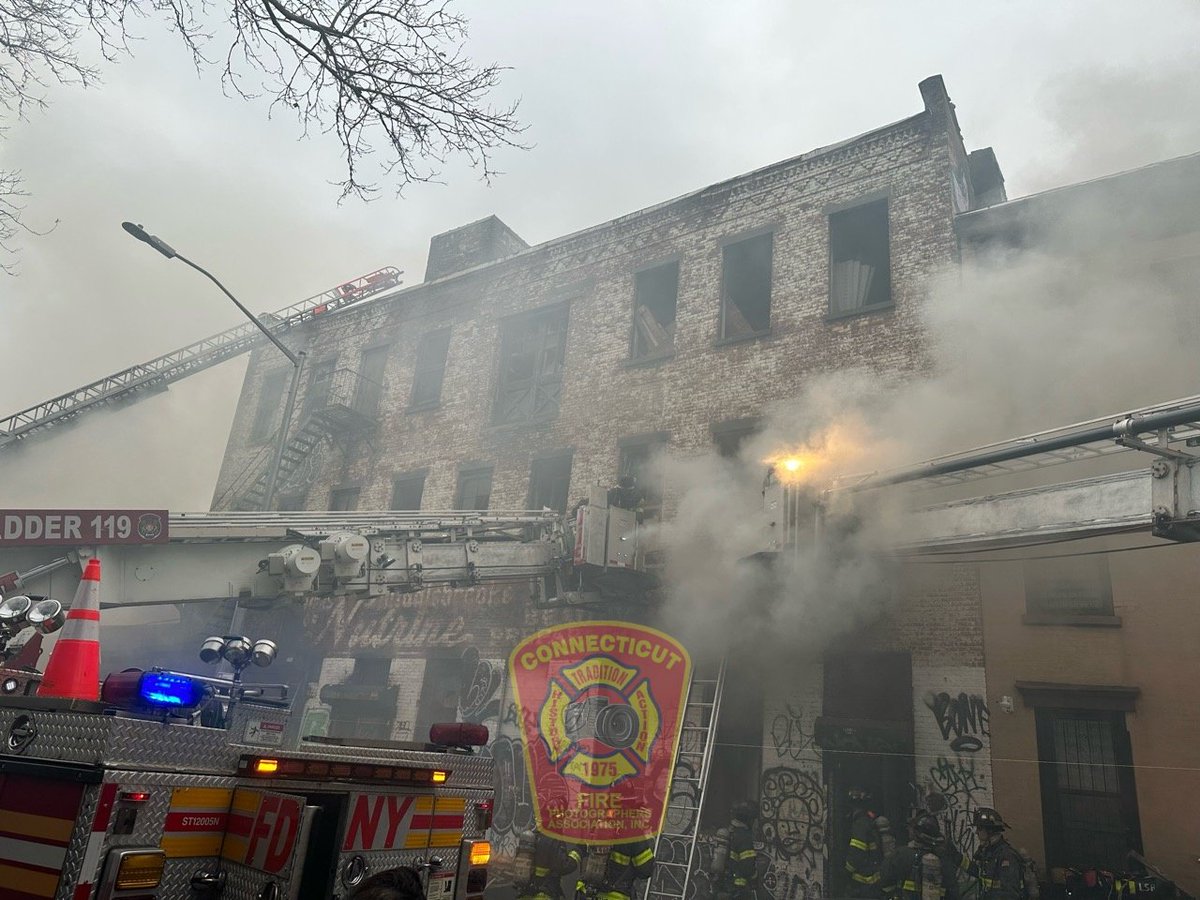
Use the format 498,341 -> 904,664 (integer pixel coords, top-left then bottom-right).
563,695 -> 639,751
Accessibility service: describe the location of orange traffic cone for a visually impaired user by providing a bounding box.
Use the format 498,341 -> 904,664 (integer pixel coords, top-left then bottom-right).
38,557 -> 102,701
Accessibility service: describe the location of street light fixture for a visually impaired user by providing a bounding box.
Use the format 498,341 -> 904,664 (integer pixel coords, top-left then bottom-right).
120,222 -> 306,510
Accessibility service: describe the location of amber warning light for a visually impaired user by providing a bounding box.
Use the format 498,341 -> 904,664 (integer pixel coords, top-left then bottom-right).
238,754 -> 451,785
470,841 -> 492,866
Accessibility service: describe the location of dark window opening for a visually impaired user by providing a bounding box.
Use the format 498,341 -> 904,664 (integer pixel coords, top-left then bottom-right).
1036,709 -> 1141,871
276,492 -> 307,512
250,370 -> 290,442
631,262 -> 679,360
528,452 -> 573,514
413,656 -> 462,742
494,306 -> 569,425
830,199 -> 891,316
329,487 -> 360,511
390,472 -> 426,511
721,233 -> 773,339
1025,557 -> 1114,618
304,358 -> 338,415
411,328 -> 452,409
327,657 -> 394,741
619,436 -> 668,521
456,466 -> 493,511
712,418 -> 762,460
700,656 -> 764,830
352,345 -> 390,416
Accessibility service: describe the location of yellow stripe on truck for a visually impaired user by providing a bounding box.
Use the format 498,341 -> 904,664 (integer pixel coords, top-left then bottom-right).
0,862 -> 59,898
0,811 -> 75,843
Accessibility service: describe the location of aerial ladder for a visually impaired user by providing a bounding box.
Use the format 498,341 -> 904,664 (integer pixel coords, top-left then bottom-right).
0,267 -> 402,451
763,392 -> 1200,553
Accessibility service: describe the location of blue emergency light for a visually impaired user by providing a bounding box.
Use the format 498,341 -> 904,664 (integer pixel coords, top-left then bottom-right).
138,672 -> 205,708
101,668 -> 209,712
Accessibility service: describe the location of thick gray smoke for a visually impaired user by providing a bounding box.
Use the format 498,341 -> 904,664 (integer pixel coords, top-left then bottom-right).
656,156 -> 1200,655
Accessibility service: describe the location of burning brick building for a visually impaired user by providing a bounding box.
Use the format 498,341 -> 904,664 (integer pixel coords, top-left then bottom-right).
213,75 -> 1006,896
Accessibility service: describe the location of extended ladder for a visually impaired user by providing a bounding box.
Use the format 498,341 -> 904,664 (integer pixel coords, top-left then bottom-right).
0,267 -> 402,450
645,658 -> 727,900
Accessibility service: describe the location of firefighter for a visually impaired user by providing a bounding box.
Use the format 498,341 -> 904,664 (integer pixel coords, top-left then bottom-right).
607,475 -> 645,522
845,786 -> 885,898
585,839 -> 655,900
880,813 -> 960,900
952,808 -> 1026,900
725,800 -> 760,900
517,832 -> 582,900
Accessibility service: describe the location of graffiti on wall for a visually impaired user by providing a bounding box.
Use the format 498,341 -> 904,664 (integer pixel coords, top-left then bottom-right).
458,645 -> 505,725
925,691 -> 990,753
769,704 -> 818,762
759,767 -> 826,865
919,684 -> 992,859
486,733 -> 536,860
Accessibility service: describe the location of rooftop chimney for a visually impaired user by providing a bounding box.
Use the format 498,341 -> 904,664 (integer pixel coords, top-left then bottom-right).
424,216 -> 528,282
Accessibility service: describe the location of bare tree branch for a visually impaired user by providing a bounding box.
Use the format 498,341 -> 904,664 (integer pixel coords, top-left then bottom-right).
0,0 -> 525,269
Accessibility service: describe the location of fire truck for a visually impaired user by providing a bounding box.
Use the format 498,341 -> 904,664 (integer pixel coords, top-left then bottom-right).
0,499 -> 645,900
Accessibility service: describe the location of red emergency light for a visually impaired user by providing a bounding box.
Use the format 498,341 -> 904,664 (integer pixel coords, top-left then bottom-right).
429,722 -> 489,748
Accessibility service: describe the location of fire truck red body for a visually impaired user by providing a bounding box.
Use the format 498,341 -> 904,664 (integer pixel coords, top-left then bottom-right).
0,692 -> 492,900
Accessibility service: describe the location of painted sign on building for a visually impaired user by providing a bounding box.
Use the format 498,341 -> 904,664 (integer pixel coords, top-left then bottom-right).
508,621 -> 691,845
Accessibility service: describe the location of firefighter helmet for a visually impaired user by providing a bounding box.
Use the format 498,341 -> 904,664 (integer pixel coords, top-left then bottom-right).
847,785 -> 871,802
732,800 -> 759,824
972,807 -> 1010,830
911,813 -> 942,840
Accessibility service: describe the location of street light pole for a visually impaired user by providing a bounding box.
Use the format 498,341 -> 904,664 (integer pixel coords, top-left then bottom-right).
121,222 -> 305,510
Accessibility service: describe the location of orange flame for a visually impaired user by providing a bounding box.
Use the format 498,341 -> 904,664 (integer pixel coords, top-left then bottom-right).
763,422 -> 871,487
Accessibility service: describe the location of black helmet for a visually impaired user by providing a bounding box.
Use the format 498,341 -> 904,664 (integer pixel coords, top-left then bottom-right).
972,808 -> 1009,830
911,813 -> 942,840
732,800 -> 758,823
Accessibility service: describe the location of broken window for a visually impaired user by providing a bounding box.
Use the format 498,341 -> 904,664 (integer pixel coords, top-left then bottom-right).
327,657 -> 395,741
1025,557 -> 1114,619
250,369 -> 289,442
352,345 -> 390,416
618,434 -> 668,520
720,232 -> 773,339
390,471 -> 426,511
410,328 -> 452,409
712,417 -> 763,460
494,306 -> 569,425
829,199 -> 892,315
528,452 -> 573,513
631,261 -> 679,360
456,465 -> 493,511
304,357 -> 338,415
413,656 -> 461,742
329,486 -> 360,511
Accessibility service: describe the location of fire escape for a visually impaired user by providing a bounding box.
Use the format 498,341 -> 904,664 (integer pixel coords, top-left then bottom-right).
219,366 -> 382,511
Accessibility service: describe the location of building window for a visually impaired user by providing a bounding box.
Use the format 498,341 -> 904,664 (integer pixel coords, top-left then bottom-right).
829,199 -> 891,316
390,471 -> 426,511
494,306 -> 569,425
410,328 -> 452,409
712,417 -> 762,460
1025,557 -> 1115,620
1035,709 -> 1141,871
456,465 -> 493,511
276,492 -> 307,512
631,261 -> 679,360
619,434 -> 668,520
352,345 -> 390,416
528,452 -> 573,514
720,232 -> 772,340
329,486 -> 360,511
413,656 -> 461,742
250,369 -> 290,442
304,357 -> 338,415
326,657 -> 395,741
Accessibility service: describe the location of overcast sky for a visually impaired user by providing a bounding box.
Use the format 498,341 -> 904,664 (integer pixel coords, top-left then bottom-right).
2,0 -> 1199,509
